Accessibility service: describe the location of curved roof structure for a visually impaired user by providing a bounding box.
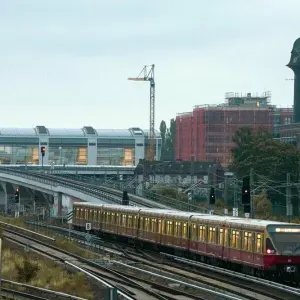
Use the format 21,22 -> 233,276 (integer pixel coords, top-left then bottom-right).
47,128 -> 85,137
0,128 -> 37,136
96,129 -> 133,138
0,126 -> 161,139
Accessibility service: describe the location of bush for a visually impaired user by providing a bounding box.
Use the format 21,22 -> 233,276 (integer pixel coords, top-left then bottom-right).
2,248 -> 94,299
15,255 -> 39,282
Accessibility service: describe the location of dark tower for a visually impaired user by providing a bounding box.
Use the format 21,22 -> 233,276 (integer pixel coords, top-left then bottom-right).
287,38 -> 300,123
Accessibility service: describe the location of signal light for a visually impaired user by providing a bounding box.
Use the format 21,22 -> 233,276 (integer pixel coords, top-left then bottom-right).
209,187 -> 215,205
15,188 -> 20,203
242,176 -> 250,205
41,146 -> 46,157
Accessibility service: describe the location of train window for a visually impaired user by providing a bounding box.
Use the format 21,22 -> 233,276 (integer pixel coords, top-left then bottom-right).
191,224 -> 198,241
182,223 -> 188,238
209,227 -> 216,244
243,232 -> 252,251
94,210 -> 97,222
162,220 -> 166,234
231,230 -> 240,248
145,218 -> 150,231
122,214 -> 127,226
158,219 -> 162,234
128,215 -> 133,228
224,229 -> 229,246
116,213 -> 120,225
199,225 -> 206,242
167,221 -> 173,235
175,222 -> 181,237
140,217 -> 144,230
111,213 -> 115,224
85,209 -> 88,220
151,219 -> 157,233
256,233 -> 263,253
133,216 -> 137,228
80,209 -> 83,219
219,228 -> 224,245
89,210 -> 93,220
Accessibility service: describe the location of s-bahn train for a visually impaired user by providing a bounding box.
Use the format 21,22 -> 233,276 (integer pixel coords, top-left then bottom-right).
72,202 -> 300,283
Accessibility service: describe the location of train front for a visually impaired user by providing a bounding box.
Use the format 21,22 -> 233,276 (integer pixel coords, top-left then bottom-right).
265,224 -> 300,283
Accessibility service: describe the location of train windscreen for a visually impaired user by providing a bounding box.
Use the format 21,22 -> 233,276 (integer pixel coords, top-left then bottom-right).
267,225 -> 300,255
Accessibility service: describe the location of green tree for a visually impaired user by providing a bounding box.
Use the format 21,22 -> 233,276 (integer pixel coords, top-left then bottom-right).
253,190 -> 273,218
230,127 -> 300,182
159,120 -> 167,160
230,127 -> 300,208
164,118 -> 176,160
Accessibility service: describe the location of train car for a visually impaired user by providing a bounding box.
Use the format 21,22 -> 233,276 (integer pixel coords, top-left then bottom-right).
72,203 -> 300,283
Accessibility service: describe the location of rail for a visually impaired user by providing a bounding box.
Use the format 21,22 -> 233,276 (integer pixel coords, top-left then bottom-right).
0,167 -> 171,209
0,167 -> 126,206
2,279 -> 87,300
161,253 -> 300,297
0,221 -> 55,241
112,261 -> 243,300
65,261 -> 134,300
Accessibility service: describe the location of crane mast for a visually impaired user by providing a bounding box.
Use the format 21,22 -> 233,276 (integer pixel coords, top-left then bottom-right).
128,64 -> 155,161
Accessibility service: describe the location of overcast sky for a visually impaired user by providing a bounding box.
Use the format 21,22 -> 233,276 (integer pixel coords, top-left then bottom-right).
0,0 -> 299,130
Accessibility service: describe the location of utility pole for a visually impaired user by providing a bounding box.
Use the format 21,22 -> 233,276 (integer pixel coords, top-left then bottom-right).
224,176 -> 228,208
286,173 -> 292,223
233,176 -> 238,209
250,168 -> 254,218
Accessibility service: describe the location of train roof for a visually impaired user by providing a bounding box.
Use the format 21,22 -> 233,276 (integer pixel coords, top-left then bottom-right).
191,214 -> 291,229
74,203 -> 294,228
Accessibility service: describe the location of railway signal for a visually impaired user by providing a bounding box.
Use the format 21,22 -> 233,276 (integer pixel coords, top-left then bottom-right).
14,188 -> 20,203
122,190 -> 129,205
209,187 -> 215,205
40,146 -> 46,167
41,146 -> 46,157
241,176 -> 250,205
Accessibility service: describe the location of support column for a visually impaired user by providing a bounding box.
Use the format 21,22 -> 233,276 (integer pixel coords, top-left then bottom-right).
52,192 -> 62,217
0,182 -> 7,214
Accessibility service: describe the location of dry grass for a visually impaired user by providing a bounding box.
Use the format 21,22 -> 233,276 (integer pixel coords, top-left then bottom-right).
0,216 -> 103,259
2,248 -> 94,299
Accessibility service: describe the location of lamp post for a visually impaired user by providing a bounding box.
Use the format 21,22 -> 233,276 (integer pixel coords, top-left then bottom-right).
59,147 -> 62,165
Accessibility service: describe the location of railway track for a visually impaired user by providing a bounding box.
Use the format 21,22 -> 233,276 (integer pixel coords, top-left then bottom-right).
13,221 -> 297,300
0,279 -> 87,300
32,220 -> 300,300
30,221 -> 300,300
1,223 -> 243,300
0,167 -> 173,209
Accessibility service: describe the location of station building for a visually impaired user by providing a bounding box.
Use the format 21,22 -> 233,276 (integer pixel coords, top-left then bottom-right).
0,126 -> 161,166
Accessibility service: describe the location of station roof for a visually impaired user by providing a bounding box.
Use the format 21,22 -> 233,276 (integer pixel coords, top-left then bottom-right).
0,126 -> 161,138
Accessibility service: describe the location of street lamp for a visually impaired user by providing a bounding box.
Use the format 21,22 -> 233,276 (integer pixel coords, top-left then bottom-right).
59,147 -> 62,165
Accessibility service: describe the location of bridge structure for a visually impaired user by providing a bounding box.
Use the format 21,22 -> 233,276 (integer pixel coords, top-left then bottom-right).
0,167 -> 172,220
0,164 -> 136,175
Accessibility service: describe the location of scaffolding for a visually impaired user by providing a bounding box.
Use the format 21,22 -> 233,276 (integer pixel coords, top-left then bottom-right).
225,91 -> 271,108
176,103 -> 293,167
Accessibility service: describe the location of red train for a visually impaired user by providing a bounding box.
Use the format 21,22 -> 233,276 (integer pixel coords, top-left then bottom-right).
72,202 -> 300,283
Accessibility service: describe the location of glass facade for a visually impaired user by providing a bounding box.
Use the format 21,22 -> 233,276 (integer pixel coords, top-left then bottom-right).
96,138 -> 135,165
48,138 -> 87,165
97,147 -> 134,165
0,133 -> 161,165
0,138 -> 39,164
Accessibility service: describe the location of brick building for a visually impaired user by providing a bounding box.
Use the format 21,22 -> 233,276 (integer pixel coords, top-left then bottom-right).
175,92 -> 293,167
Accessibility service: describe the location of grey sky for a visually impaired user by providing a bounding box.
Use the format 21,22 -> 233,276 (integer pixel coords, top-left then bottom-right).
0,0 -> 299,129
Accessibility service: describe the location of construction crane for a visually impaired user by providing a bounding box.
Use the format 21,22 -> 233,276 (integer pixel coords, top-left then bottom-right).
128,64 -> 155,161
